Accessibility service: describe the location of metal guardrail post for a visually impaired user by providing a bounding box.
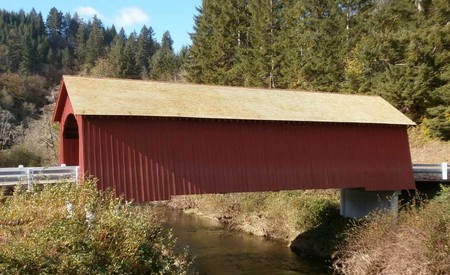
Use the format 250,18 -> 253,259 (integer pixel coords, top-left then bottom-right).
75,166 -> 80,183
27,168 -> 34,192
443,162 -> 448,181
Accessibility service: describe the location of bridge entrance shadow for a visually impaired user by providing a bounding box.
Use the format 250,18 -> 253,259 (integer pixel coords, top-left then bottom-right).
62,114 -> 79,166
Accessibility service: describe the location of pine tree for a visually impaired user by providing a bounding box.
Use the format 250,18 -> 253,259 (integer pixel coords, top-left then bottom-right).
187,0 -> 246,85
6,29 -> 22,72
29,9 -> 46,40
46,7 -> 65,50
104,25 -> 117,47
237,0 -> 282,88
65,12 -> 80,53
275,0 -> 304,88
150,31 -> 180,81
122,32 -> 140,79
19,32 -> 37,75
62,47 -> 72,73
85,16 -> 105,68
136,25 -> 157,77
75,21 -> 87,67
107,28 -> 126,77
296,0 -> 348,92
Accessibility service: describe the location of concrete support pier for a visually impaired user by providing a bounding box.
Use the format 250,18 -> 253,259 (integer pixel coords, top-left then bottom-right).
340,188 -> 401,218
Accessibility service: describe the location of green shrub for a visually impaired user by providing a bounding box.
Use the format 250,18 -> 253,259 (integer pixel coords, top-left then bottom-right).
0,146 -> 42,167
0,180 -> 190,274
434,184 -> 450,214
423,106 -> 450,140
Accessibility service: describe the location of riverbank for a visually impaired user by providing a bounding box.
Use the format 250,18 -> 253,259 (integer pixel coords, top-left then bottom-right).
168,189 -> 346,258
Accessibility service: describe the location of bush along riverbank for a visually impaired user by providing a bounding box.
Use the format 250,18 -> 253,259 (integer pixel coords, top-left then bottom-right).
333,185 -> 450,275
169,189 -> 347,258
0,181 -> 191,274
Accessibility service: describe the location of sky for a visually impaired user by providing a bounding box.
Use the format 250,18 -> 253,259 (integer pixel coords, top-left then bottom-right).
1,0 -> 202,52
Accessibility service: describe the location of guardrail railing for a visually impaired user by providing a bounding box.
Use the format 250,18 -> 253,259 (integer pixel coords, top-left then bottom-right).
0,165 -> 79,191
413,162 -> 448,182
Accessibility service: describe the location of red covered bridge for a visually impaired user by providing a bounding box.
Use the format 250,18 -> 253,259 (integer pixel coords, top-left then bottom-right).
53,76 -> 415,203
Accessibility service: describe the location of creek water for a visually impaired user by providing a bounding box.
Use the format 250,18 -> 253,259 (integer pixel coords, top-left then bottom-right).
160,208 -> 330,275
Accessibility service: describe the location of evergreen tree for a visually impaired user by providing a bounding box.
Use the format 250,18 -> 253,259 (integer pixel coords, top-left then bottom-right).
276,0 -> 308,88
85,16 -> 105,67
107,28 -> 126,77
237,0 -> 282,88
104,25 -> 117,47
65,12 -> 80,54
187,0 -> 246,85
62,47 -> 72,73
297,0 -> 348,92
136,25 -> 157,77
46,7 -> 65,50
6,29 -> 22,72
150,31 -> 180,81
29,9 -> 46,40
75,21 -> 87,67
122,32 -> 140,78
19,33 -> 37,75
161,31 -> 174,51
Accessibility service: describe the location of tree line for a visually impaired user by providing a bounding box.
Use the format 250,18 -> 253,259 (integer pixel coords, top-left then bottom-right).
0,7 -> 184,81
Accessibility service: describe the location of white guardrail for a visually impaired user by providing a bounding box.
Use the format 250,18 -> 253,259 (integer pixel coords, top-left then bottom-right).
0,165 -> 79,191
413,162 -> 448,182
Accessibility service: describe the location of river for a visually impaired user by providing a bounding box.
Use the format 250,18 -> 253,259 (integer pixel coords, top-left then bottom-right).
161,208 -> 330,275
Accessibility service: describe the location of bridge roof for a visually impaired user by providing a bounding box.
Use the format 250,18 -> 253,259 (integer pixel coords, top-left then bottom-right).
55,75 -> 414,125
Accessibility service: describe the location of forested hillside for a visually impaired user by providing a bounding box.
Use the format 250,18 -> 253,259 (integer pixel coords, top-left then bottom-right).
0,7 -> 184,160
0,1 -> 449,167
188,0 -> 450,139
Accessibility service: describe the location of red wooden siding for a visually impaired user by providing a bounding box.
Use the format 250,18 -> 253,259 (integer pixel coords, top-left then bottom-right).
81,116 -> 415,202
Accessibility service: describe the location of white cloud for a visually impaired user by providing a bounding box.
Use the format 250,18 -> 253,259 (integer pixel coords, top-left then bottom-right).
75,6 -> 105,20
114,7 -> 149,27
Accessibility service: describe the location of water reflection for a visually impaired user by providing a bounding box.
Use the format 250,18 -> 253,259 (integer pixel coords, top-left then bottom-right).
160,208 -> 329,275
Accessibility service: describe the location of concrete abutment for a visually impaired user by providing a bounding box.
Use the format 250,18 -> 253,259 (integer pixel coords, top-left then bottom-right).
340,188 -> 401,218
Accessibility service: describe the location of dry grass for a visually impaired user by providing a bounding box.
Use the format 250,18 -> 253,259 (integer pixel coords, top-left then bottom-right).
332,186 -> 450,275
409,127 -> 450,163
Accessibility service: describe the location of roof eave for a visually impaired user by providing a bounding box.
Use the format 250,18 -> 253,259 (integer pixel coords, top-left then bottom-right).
67,112 -> 416,126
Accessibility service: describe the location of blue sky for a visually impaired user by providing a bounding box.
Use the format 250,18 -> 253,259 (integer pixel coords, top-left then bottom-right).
1,0 -> 202,52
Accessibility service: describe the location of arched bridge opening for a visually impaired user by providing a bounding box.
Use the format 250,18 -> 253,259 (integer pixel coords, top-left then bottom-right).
62,114 -> 79,166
